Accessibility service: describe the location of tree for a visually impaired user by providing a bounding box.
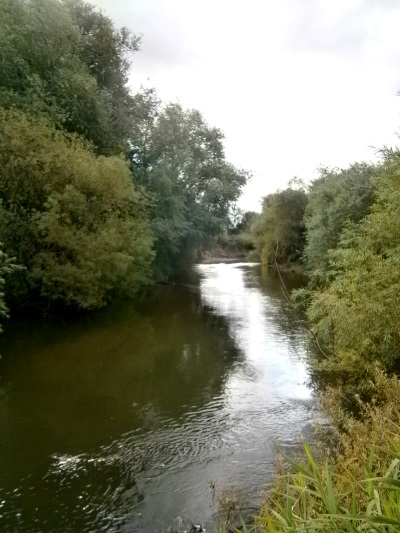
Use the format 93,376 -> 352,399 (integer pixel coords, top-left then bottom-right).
0,108 -> 154,310
0,0 -> 139,154
0,0 -> 250,316
251,186 -> 308,264
129,90 -> 249,279
221,210 -> 258,253
303,163 -> 377,279
62,0 -> 140,152
305,150 -> 400,399
0,247 -> 22,332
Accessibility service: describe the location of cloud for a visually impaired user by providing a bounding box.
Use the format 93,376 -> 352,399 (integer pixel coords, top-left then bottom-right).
90,0 -> 400,211
93,0 -> 195,69
285,0 -> 400,61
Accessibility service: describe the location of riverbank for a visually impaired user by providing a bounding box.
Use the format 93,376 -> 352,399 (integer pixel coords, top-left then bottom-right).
228,369 -> 400,533
201,245 -> 249,264
200,249 -> 302,274
201,256 -> 248,264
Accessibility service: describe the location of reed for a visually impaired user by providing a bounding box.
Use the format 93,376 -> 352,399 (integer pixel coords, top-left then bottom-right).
216,372 -> 400,533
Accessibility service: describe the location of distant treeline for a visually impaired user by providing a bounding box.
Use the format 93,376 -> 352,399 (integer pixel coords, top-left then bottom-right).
0,0 -> 249,315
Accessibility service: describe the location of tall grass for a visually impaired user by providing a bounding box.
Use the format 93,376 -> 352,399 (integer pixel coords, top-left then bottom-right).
216,371 -> 400,533
255,439 -> 400,532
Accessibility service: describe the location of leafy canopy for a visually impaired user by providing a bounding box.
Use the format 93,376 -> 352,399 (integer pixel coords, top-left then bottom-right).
0,0 -> 139,153
251,184 -> 308,264
0,108 -> 154,310
129,89 -> 249,279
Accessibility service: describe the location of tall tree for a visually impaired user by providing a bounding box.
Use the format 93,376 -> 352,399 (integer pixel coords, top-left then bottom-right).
62,0 -> 140,152
251,185 -> 308,264
129,90 -> 249,279
0,0 -> 139,154
303,163 -> 377,280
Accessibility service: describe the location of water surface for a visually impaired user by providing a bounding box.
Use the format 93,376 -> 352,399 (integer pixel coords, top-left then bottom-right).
0,263 -> 317,532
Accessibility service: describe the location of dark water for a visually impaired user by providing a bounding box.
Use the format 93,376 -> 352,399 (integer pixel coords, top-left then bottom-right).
0,263 -> 318,532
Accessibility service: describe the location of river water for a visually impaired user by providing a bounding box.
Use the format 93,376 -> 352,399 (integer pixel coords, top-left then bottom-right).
0,263 -> 318,532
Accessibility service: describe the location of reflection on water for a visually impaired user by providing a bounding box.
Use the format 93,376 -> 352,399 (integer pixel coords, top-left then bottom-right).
0,263 -> 317,532
199,263 -> 311,402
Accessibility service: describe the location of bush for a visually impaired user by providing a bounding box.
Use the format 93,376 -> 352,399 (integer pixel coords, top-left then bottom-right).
0,108 -> 154,310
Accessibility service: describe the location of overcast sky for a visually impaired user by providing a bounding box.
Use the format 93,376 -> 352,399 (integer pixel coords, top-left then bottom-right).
93,0 -> 400,211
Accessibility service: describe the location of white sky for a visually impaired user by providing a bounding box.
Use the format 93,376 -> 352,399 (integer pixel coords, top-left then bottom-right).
92,0 -> 400,211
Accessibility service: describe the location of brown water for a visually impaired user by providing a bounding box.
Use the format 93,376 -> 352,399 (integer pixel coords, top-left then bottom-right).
0,263 -> 318,532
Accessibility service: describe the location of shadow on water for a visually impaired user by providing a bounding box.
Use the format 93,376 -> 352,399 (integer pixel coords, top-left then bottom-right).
0,263 -> 319,532
0,286 -> 243,434
0,284 -> 243,532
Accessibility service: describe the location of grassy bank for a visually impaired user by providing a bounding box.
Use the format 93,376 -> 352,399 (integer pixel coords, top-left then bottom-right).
217,369 -> 400,532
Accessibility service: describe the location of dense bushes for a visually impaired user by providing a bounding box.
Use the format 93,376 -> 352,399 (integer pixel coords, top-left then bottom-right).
250,184 -> 308,265
304,150 -> 400,397
0,109 -> 154,310
303,163 -> 377,278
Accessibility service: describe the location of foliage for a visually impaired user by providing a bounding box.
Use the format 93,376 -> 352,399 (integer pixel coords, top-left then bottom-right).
62,0 -> 140,151
129,90 -> 249,279
251,186 -> 308,264
234,211 -> 259,234
299,150 -> 400,400
0,0 -> 249,311
303,163 -> 377,281
204,211 -> 259,261
0,108 -> 153,310
0,0 -> 139,154
257,438 -> 400,532
0,247 -> 22,332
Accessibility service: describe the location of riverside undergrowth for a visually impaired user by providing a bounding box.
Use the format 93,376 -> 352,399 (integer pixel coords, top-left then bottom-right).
216,370 -> 400,533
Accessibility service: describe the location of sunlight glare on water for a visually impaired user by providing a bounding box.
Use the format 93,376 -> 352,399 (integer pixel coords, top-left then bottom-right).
197,263 -> 312,403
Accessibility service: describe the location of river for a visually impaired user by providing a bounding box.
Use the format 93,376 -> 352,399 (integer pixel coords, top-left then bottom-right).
0,263 -> 318,532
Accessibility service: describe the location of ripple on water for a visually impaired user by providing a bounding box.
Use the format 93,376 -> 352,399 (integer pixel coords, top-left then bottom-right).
0,263 -> 319,532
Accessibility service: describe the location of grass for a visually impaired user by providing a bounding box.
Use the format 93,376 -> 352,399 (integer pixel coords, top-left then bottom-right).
256,439 -> 400,532
216,370 -> 400,533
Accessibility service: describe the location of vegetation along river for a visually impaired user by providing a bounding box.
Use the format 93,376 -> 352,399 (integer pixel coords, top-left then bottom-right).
0,263 -> 320,532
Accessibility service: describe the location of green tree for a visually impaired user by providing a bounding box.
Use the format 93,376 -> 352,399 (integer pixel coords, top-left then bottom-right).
303,162 -> 377,280
129,91 -> 249,279
251,186 -> 308,264
235,211 -> 258,234
62,0 -> 140,152
223,210 -> 258,252
0,0 -> 139,154
0,108 -> 154,310
305,150 -> 400,399
0,0 -> 250,312
0,247 -> 22,333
